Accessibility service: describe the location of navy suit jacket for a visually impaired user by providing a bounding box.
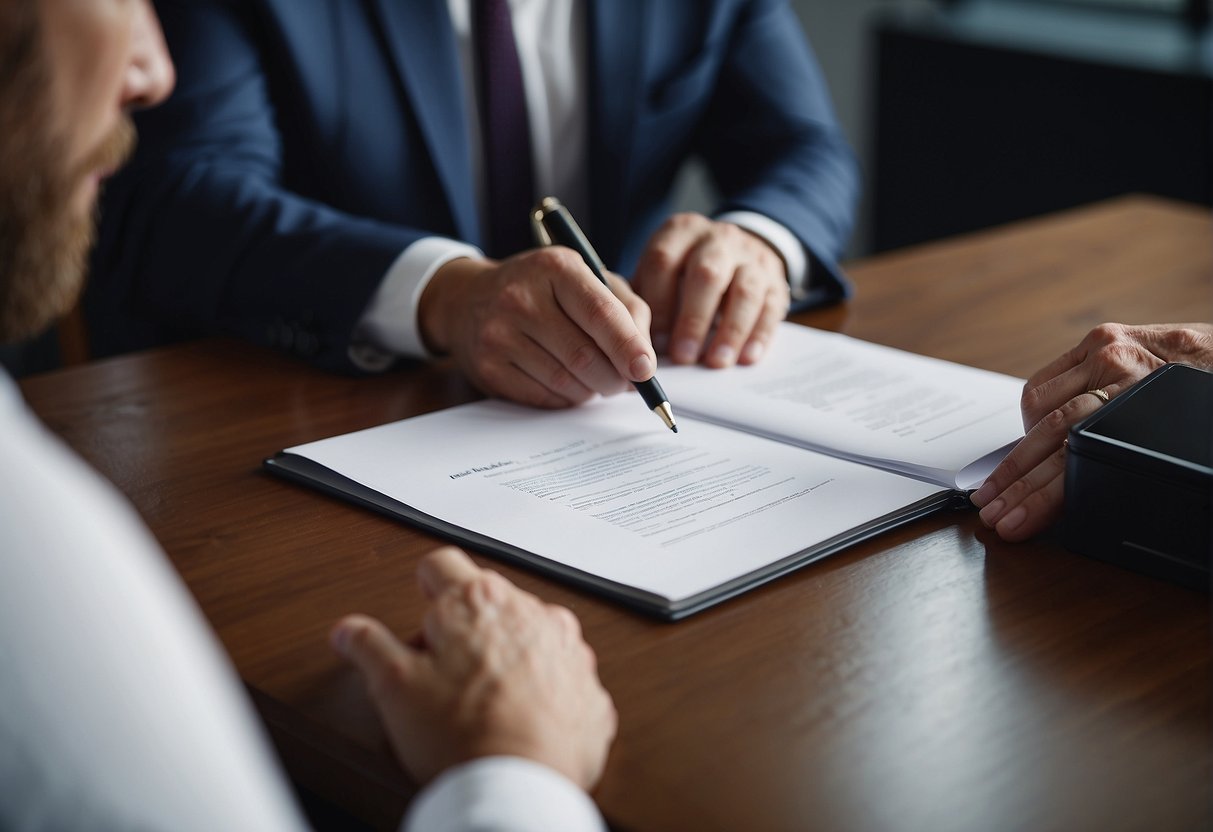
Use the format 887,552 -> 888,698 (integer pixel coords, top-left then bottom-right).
88,0 -> 859,371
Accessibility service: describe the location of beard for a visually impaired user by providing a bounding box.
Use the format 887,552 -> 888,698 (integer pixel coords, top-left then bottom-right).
0,38 -> 136,344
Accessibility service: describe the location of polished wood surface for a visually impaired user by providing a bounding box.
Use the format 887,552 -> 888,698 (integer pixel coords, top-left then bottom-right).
21,197 -> 1211,831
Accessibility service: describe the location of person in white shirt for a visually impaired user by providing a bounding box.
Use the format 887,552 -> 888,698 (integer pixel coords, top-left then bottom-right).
0,2 -> 614,830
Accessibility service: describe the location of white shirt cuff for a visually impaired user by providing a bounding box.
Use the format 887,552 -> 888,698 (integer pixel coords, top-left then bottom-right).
402,756 -> 606,832
350,237 -> 484,368
717,210 -> 811,302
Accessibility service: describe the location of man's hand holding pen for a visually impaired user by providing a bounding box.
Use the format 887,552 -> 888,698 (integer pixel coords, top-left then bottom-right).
417,204 -> 781,420
418,248 -> 656,410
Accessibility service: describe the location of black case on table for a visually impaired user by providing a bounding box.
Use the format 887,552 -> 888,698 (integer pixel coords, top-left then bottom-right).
1064,363 -> 1212,591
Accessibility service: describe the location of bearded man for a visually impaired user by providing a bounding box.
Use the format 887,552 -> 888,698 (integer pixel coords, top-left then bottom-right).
0,2 -> 614,829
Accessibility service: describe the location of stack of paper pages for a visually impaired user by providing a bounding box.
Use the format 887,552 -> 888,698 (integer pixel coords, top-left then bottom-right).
267,324 -> 1024,618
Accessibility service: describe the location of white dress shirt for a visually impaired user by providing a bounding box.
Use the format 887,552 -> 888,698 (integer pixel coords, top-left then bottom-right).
0,369 -> 603,832
353,0 -> 809,366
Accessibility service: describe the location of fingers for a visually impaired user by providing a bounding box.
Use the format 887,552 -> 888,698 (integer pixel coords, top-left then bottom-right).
974,391 -> 1103,509
1025,337 -> 1088,393
487,359 -> 591,410
417,546 -> 483,600
550,254 -> 655,385
1021,360 -> 1132,431
1021,326 -> 1123,429
739,285 -> 786,365
459,331 -> 591,409
509,330 -> 603,407
418,549 -> 539,653
330,613 -> 426,700
633,214 -> 787,367
606,273 -> 654,350
977,444 -> 1067,542
631,216 -> 700,354
547,602 -> 585,649
1028,371 -> 1130,429
337,548 -> 615,791
416,550 -> 579,662
1020,323 -> 1171,430
431,251 -> 653,405
970,387 -> 1106,541
671,233 -> 739,365
977,318 -> 1196,542
705,263 -> 789,368
488,252 -> 641,396
421,571 -> 502,664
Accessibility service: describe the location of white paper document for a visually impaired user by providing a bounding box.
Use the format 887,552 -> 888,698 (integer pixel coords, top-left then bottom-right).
658,323 -> 1025,489
285,398 -> 943,607
271,325 -> 1024,617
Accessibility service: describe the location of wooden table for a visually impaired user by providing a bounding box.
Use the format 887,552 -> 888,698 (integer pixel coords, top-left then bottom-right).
22,196 -> 1211,831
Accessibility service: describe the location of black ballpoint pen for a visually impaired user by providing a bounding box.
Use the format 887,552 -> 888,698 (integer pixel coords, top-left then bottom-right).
531,196 -> 678,433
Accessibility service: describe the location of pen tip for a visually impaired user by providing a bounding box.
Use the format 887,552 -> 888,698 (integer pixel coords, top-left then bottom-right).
654,402 -> 677,432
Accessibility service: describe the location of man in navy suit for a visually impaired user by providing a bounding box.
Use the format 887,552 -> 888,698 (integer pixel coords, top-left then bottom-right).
89,0 -> 858,408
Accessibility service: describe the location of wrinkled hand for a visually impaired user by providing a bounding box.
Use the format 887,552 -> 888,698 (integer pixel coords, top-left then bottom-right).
632,213 -> 790,368
972,323 -> 1213,541
419,250 -> 654,408
330,547 -> 617,790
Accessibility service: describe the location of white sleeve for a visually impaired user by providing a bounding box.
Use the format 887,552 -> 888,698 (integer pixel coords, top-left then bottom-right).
403,756 -> 606,832
349,236 -> 484,369
717,209 -> 812,302
0,375 -> 308,832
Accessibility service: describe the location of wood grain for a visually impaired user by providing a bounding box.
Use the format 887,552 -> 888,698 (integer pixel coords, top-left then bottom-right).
21,197 -> 1211,832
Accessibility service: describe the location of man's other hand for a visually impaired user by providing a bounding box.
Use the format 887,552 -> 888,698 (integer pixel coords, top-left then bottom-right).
331,547 -> 617,790
632,212 -> 790,369
972,323 -> 1213,541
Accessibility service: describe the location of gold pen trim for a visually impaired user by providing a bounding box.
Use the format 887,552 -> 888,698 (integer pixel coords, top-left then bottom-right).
530,196 -> 563,247
653,402 -> 677,432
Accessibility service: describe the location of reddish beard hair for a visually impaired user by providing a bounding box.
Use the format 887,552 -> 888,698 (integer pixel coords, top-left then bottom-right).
0,5 -> 137,344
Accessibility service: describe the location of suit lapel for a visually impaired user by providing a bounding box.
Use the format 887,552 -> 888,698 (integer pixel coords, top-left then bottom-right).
587,0 -> 646,265
367,0 -> 480,245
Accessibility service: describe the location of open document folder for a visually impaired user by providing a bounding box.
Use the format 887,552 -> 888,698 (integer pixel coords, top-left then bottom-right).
266,324 -> 1025,619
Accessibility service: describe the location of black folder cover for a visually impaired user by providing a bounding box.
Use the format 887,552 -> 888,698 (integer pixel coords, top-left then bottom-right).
264,451 -> 960,620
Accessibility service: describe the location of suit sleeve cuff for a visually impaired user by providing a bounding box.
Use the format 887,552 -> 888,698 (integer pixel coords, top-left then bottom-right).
402,756 -> 606,832
716,210 -> 811,302
349,237 -> 484,368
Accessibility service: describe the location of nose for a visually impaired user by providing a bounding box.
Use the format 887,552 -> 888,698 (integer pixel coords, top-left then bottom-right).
122,0 -> 175,110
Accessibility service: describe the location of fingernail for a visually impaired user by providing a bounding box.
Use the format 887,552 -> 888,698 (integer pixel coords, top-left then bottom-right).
330,622 -> 352,655
653,333 -> 669,353
742,341 -> 765,363
629,353 -> 654,380
672,339 -> 699,364
710,344 -> 737,367
998,505 -> 1026,533
971,482 -> 994,507
979,498 -> 1004,527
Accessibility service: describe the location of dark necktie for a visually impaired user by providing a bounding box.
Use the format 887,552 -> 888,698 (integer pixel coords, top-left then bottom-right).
473,0 -> 535,258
